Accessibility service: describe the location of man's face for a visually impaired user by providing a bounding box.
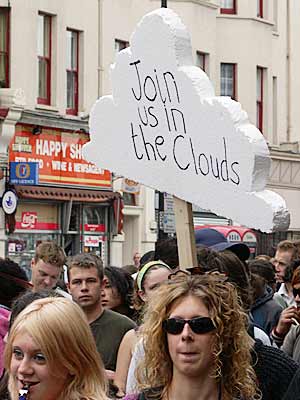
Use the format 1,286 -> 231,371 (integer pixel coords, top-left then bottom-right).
31,258 -> 61,291
273,250 -> 294,283
67,266 -> 102,310
133,252 -> 141,267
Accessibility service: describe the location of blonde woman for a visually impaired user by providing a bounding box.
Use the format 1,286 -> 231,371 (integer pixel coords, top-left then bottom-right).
124,273 -> 260,400
4,297 -> 108,400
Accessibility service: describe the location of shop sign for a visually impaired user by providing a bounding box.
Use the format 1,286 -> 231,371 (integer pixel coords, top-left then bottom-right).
8,240 -> 26,253
227,231 -> 242,242
9,126 -> 112,190
10,162 -> 39,185
20,212 -> 37,229
84,235 -> 103,247
1,190 -> 18,215
163,211 -> 176,234
16,218 -> 59,231
123,178 -> 140,194
243,231 -> 257,243
84,224 -> 105,232
163,193 -> 174,212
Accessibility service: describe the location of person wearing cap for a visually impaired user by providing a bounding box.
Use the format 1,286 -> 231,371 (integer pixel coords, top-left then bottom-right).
195,227 -> 250,261
114,260 -> 172,397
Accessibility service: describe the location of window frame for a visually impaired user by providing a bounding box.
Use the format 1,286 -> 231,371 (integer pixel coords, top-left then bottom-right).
256,66 -> 264,133
37,13 -> 52,105
114,39 -> 129,54
220,0 -> 236,15
220,63 -> 236,100
257,0 -> 264,18
66,29 -> 79,116
0,7 -> 10,88
196,51 -> 207,72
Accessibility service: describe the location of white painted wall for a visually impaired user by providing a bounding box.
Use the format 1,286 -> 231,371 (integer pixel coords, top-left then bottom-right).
2,0 -> 300,262
5,0 -> 99,115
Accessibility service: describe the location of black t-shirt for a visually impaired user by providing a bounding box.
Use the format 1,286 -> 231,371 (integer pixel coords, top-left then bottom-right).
90,309 -> 136,371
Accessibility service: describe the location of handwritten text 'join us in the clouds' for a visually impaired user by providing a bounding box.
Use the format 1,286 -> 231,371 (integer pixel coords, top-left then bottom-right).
129,59 -> 240,186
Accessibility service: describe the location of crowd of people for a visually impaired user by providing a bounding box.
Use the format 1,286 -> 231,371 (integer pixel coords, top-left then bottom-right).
1,231 -> 300,400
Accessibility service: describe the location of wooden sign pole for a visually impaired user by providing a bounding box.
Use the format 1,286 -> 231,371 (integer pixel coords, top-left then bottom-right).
173,197 -> 197,269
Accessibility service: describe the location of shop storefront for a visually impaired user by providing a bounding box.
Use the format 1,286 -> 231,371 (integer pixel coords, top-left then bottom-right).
7,123 -> 120,269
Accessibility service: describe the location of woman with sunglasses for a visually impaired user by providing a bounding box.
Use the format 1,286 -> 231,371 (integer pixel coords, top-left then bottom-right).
123,273 -> 259,400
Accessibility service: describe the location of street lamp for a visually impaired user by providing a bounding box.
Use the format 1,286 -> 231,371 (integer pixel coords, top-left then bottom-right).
161,0 -> 167,7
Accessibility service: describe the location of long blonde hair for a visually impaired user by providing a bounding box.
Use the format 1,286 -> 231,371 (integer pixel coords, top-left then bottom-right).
5,297 -> 107,400
137,273 -> 261,400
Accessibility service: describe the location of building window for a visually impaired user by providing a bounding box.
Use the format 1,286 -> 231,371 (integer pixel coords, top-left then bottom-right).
0,8 -> 10,88
257,0 -> 263,18
220,0 -> 236,14
66,29 -> 79,115
123,192 -> 136,206
37,14 -> 51,104
257,67 -> 264,132
220,63 -> 236,99
196,51 -> 207,72
115,39 -> 129,54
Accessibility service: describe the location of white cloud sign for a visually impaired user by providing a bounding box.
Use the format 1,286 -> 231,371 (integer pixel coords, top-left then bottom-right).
83,8 -> 290,232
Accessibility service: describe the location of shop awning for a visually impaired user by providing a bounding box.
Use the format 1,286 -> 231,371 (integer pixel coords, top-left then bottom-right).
15,185 -> 121,203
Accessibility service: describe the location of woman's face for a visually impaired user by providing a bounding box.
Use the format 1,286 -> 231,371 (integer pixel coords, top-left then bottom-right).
293,283 -> 300,308
10,331 -> 68,400
166,295 -> 216,379
140,267 -> 171,301
101,276 -> 122,310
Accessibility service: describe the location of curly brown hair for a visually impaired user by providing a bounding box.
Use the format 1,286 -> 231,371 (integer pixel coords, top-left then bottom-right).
137,274 -> 260,400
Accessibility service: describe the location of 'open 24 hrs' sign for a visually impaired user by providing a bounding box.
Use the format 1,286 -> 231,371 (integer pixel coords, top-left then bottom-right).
83,8 -> 289,233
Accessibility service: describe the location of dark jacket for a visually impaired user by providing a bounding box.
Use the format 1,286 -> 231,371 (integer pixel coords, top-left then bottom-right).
251,285 -> 283,335
283,367 -> 300,400
253,339 -> 299,400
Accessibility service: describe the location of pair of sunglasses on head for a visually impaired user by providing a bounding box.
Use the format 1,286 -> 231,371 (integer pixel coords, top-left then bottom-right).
163,316 -> 215,335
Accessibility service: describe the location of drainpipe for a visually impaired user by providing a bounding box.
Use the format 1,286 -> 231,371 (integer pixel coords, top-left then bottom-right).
286,0 -> 291,142
97,0 -> 104,98
0,88 -> 25,257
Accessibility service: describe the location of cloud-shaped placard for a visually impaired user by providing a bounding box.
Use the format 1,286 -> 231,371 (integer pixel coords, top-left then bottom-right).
83,8 -> 290,232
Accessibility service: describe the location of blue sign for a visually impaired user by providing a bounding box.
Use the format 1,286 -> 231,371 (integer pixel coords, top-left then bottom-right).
10,162 -> 39,185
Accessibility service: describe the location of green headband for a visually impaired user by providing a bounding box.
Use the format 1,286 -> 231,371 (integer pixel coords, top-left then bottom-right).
137,260 -> 171,291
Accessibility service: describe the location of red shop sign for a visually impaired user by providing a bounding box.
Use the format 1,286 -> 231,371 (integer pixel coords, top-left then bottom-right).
9,125 -> 112,189
16,212 -> 59,231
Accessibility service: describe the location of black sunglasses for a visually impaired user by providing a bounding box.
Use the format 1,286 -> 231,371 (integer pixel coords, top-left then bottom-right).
293,288 -> 300,298
163,316 -> 215,335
